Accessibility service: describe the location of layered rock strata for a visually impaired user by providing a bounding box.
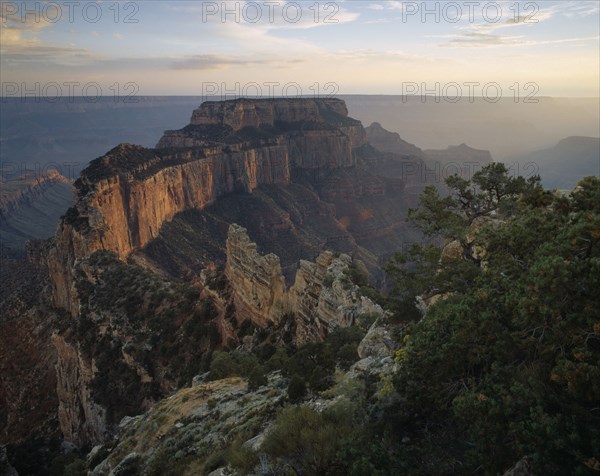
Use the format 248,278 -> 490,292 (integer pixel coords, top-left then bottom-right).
0,170 -> 71,223
225,224 -> 385,342
49,98 -> 365,316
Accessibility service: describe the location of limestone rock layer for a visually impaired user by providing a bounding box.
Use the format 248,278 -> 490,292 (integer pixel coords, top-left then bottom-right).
50,98 -> 366,316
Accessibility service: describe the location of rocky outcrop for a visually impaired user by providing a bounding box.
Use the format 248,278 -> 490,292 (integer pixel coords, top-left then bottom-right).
440,215 -> 498,265
189,98 -> 349,128
503,457 -> 533,476
48,142 -> 291,315
52,334 -> 107,446
357,318 -> 396,359
87,375 -> 287,476
225,224 -> 385,342
365,122 -> 424,158
225,224 -> 287,327
49,98 -> 369,316
424,143 -> 493,166
0,170 -> 70,223
290,252 -> 384,342
161,97 -> 365,148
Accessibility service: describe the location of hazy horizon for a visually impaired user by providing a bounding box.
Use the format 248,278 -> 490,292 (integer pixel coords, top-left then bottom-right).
2,1 -> 599,98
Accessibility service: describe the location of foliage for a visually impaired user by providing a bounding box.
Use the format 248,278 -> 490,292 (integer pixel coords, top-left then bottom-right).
346,260 -> 369,287
407,163 -> 545,243
209,351 -> 239,380
6,439 -> 63,476
208,348 -> 275,391
48,453 -> 87,476
388,172 -> 600,474
75,251 -> 220,424
265,347 -> 289,372
90,340 -> 160,424
261,396 -> 397,476
247,365 -> 268,390
261,405 -> 348,475
281,326 -> 364,391
287,375 -> 307,402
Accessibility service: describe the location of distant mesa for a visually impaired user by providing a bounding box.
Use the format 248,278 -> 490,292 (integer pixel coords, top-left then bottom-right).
508,136 -> 600,189
48,97 -> 496,318
424,143 -> 493,164
365,122 -> 424,158
0,170 -> 73,252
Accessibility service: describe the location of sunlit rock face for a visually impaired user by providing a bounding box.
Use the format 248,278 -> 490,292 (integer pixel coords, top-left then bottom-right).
225,224 -> 385,344
49,98 -> 368,316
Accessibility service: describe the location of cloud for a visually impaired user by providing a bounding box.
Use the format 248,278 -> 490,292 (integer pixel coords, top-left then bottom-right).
364,0 -> 406,20
166,1 -> 359,30
557,1 -> 600,18
168,46 -> 439,72
373,1 -> 405,10
0,9 -> 94,64
435,32 -> 600,48
170,54 -> 273,70
156,2 -> 354,61
328,48 -> 432,63
113,33 -> 124,40
366,18 -> 395,24
434,1 -> 597,48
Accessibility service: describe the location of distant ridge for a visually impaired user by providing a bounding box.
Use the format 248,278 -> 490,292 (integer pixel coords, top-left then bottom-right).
509,136 -> 600,189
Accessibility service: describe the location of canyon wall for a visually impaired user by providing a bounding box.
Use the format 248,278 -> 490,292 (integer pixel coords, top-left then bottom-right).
44,98 -> 389,445
52,334 -> 107,446
225,224 -> 288,326
0,170 -> 71,222
225,224 -> 385,343
49,98 -> 364,316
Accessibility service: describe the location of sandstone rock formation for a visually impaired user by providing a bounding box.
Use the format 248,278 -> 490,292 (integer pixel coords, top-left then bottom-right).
0,170 -> 73,251
49,98 -> 368,317
41,98 -> 407,449
52,334 -> 108,446
225,224 -> 385,343
365,122 -> 424,158
225,224 -> 287,326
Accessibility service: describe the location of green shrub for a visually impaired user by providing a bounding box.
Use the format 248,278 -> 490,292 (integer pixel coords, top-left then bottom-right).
209,351 -> 238,380
226,437 -> 259,474
347,261 -> 368,287
207,398 -> 218,410
287,375 -> 307,402
261,405 -> 349,476
247,365 -> 268,390
336,343 -> 359,371
265,347 -> 288,372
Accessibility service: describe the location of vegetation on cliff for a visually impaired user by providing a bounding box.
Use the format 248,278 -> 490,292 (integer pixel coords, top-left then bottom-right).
198,166 -> 600,476
75,252 -> 220,423
384,168 -> 600,474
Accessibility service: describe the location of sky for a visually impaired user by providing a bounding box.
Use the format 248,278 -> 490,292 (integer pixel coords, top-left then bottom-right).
1,0 -> 599,97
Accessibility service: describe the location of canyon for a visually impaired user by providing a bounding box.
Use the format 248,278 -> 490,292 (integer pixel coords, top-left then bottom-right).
41,98 -> 403,445
2,98 -> 490,455
0,171 -> 72,253
48,98 -> 423,318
